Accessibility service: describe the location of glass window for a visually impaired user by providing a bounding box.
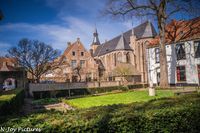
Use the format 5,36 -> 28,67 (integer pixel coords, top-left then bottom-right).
198,65 -> 200,81
72,51 -> 76,56
194,41 -> 200,58
155,48 -> 160,63
81,52 -> 84,56
177,66 -> 186,81
176,43 -> 186,60
71,60 -> 76,68
80,60 -> 85,67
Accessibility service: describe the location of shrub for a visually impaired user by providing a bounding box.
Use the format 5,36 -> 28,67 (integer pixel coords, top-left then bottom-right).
0,89 -> 25,116
127,84 -> 148,89
87,86 -> 128,94
2,94 -> 200,132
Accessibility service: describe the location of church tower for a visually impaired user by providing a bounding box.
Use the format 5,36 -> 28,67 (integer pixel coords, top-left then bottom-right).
90,28 -> 100,56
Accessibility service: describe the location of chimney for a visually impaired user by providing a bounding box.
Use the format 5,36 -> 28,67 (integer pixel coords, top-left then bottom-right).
67,42 -> 71,47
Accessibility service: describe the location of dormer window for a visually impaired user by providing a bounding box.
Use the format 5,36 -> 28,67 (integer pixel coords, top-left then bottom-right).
194,41 -> 200,58
176,43 -> 186,60
72,51 -> 76,56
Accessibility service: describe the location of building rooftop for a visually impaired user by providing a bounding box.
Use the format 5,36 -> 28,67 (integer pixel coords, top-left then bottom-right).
93,21 -> 157,56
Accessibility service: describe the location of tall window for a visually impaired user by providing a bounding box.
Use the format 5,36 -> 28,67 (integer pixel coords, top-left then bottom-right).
126,53 -> 131,63
177,66 -> 186,81
117,52 -> 122,62
81,52 -> 84,56
194,41 -> 200,58
198,65 -> 200,82
176,43 -> 186,60
71,60 -> 77,68
72,51 -> 76,56
80,60 -> 85,67
155,48 -> 160,63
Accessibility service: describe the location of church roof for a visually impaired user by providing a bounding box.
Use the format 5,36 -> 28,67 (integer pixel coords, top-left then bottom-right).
93,21 -> 157,57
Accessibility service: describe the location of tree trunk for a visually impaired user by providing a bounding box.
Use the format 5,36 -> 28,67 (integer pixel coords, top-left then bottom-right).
157,0 -> 169,88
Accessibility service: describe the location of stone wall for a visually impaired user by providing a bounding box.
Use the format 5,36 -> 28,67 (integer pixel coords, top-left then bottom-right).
29,81 -> 122,97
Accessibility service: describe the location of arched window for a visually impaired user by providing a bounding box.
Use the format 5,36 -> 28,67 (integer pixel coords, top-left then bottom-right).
126,52 -> 131,63
117,52 -> 122,62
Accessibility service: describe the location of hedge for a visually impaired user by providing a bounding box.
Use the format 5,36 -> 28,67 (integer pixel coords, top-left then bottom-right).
0,89 -> 25,116
2,94 -> 200,132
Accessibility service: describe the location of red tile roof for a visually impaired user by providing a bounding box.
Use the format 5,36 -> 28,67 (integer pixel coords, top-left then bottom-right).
148,17 -> 200,48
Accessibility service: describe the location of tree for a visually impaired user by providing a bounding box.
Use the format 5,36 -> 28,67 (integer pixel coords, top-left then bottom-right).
8,38 -> 62,83
73,65 -> 82,82
104,0 -> 200,87
113,62 -> 138,84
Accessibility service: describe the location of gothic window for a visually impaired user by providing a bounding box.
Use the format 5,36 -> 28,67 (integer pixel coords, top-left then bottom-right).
117,52 -> 122,62
176,43 -> 186,60
71,60 -> 77,68
176,66 -> 186,81
155,48 -> 160,63
194,41 -> 200,58
126,52 -> 131,63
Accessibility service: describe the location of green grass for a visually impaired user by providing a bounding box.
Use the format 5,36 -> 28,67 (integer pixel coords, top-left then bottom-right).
65,90 -> 174,108
0,89 -> 22,107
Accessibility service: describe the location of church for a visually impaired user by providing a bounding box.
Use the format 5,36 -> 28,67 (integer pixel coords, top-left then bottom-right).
42,21 -> 157,84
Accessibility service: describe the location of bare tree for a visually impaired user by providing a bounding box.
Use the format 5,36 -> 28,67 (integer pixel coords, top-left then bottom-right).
104,0 -> 200,87
113,63 -> 138,83
8,38 -> 62,83
73,65 -> 82,82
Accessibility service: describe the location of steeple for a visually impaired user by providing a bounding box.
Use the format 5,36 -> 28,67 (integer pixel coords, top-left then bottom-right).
92,28 -> 101,45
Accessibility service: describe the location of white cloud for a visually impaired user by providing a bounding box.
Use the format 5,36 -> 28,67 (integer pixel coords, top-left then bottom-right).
0,42 -> 13,56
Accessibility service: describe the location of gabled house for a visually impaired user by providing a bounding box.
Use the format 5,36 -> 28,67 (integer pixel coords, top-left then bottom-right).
41,38 -> 99,82
0,57 -> 27,90
147,17 -> 200,86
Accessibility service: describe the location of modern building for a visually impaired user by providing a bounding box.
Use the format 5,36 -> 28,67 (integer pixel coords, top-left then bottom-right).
147,17 -> 200,86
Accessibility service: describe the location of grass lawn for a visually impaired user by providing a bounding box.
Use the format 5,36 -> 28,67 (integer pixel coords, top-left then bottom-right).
65,90 -> 174,108
0,89 -> 22,107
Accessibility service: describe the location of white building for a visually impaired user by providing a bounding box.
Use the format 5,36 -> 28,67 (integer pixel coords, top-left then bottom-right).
147,17 -> 200,86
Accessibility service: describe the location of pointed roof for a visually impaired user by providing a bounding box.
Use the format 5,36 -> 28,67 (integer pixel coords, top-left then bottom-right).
115,33 -> 131,50
93,21 -> 157,56
91,28 -> 101,45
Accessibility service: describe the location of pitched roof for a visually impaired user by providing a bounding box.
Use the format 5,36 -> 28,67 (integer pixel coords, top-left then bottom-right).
148,17 -> 200,48
0,57 -> 18,71
94,21 -> 157,56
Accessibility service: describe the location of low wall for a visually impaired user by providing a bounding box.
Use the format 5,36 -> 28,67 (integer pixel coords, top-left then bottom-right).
29,81 -> 122,97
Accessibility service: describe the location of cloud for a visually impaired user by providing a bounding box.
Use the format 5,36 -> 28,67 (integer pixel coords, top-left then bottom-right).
0,42 -> 13,56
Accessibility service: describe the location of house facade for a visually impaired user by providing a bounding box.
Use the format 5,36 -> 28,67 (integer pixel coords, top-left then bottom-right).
41,38 -> 99,82
147,17 -> 200,86
0,57 -> 27,89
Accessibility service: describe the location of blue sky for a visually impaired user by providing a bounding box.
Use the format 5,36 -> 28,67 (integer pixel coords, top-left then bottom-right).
0,0 -> 144,56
